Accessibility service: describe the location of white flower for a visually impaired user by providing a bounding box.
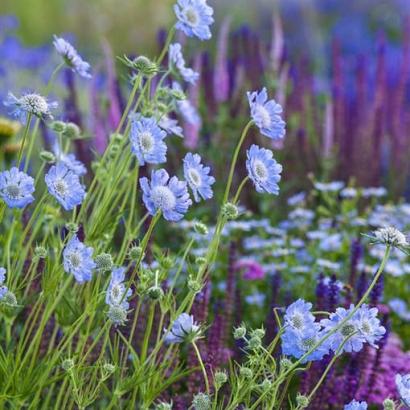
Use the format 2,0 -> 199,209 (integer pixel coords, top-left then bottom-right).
373,227 -> 408,248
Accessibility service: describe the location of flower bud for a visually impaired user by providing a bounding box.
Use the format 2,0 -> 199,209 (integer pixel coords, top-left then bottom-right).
233,325 -> 246,340
222,202 -> 239,220
109,133 -> 124,143
107,305 -> 128,326
383,399 -> 396,410
247,335 -> 262,350
34,246 -> 47,259
160,256 -> 173,269
194,221 -> 208,235
195,257 -> 207,266
62,122 -> 81,139
95,253 -> 114,272
61,358 -> 75,372
188,277 -> 202,293
50,120 -> 66,133
0,290 -> 17,307
102,363 -> 116,376
296,394 -> 309,409
239,366 -> 253,379
134,56 -> 159,76
214,371 -> 228,388
65,222 -> 79,233
129,246 -> 144,261
251,328 -> 265,339
147,286 -> 164,300
155,403 -> 173,410
192,393 -> 211,410
40,150 -> 55,163
280,358 -> 293,370
260,379 -> 272,391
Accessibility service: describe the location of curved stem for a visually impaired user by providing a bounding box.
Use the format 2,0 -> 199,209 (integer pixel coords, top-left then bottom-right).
192,341 -> 210,394
233,176 -> 250,204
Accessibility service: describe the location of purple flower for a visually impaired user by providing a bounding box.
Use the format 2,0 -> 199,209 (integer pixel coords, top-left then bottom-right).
234,259 -> 265,280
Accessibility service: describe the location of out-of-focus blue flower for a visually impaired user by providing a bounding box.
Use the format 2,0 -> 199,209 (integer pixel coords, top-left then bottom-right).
174,0 -> 214,41
140,169 -> 192,221
0,167 -> 35,209
183,153 -> 215,202
0,267 -> 7,301
244,292 -> 266,307
54,142 -> 87,176
169,43 -> 199,84
173,82 -> 202,127
63,235 -> 96,283
396,373 -> 410,407
45,163 -> 85,211
164,313 -> 201,344
284,299 -> 315,332
344,400 -> 368,410
4,92 -> 57,122
389,298 -> 410,321
129,115 -> 167,166
159,115 -> 184,137
106,267 -> 132,310
314,181 -> 345,192
53,35 -> 92,79
246,144 -> 282,195
247,88 -> 285,140
287,191 -> 306,207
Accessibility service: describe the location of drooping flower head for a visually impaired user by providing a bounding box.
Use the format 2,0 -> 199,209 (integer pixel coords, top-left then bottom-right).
53,35 -> 92,79
0,167 -> 35,208
344,400 -> 368,410
183,152 -> 215,202
246,144 -> 282,194
169,43 -> 199,84
4,92 -> 58,122
129,115 -> 167,166
174,0 -> 214,41
164,313 -> 201,344
45,163 -> 85,211
63,235 -> 96,283
140,169 -> 192,221
396,373 -> 410,407
106,267 -> 132,310
247,88 -> 286,140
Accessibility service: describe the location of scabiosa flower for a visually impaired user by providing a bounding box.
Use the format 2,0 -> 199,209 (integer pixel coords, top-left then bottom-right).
247,88 -> 286,140
183,153 -> 215,202
106,267 -> 132,310
246,144 -> 282,194
45,163 -> 85,211
344,400 -> 368,410
129,115 -> 167,166
372,227 -> 408,248
354,304 -> 386,347
63,235 -> 96,283
4,92 -> 58,122
169,43 -> 199,84
164,313 -> 201,344
0,267 -> 7,301
159,115 -> 184,137
140,169 -> 192,222
283,299 -> 316,332
396,374 -> 410,407
53,35 -> 91,79
0,167 -> 35,208
174,0 -> 214,41
53,142 -> 87,176
314,181 -> 345,192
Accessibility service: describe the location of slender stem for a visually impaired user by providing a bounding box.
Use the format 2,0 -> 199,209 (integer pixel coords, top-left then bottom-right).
17,113 -> 32,167
233,176 -> 250,204
192,341 -> 210,394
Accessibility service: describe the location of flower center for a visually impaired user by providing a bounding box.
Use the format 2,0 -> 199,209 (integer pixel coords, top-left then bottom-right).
139,131 -> 154,153
253,160 -> 268,181
361,321 -> 371,334
301,336 -> 316,350
187,168 -> 202,187
341,323 -> 355,337
185,7 -> 199,26
6,184 -> 21,198
54,179 -> 68,197
110,283 -> 123,303
254,104 -> 271,128
69,252 -> 82,268
21,94 -> 48,115
291,313 -> 304,329
151,186 -> 176,211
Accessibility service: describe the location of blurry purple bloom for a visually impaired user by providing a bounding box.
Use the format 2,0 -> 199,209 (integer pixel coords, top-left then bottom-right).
169,43 -> 199,84
234,259 -> 265,280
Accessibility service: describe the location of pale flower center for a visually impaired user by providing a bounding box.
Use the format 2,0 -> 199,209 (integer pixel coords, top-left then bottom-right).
69,252 -> 82,268
361,321 -> 371,334
6,184 -> 21,198
21,94 -> 48,115
253,160 -> 268,181
254,104 -> 271,128
54,179 -> 68,197
341,323 -> 355,337
188,168 -> 202,187
301,336 -> 316,350
151,186 -> 176,211
291,313 -> 304,329
185,7 -> 199,26
110,283 -> 123,303
139,131 -> 154,153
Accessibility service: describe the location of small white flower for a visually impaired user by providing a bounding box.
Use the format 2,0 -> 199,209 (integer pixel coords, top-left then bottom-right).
373,227 -> 408,248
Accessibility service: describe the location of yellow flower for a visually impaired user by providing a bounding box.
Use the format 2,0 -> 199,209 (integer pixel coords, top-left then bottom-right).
0,117 -> 21,141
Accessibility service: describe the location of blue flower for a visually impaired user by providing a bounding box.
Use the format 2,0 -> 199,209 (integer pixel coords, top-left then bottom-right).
246,144 -> 282,195
129,115 -> 167,166
0,167 -> 35,208
0,267 -> 7,301
106,267 -> 132,310
159,115 -> 184,137
183,153 -> 215,202
45,163 -> 85,211
284,299 -> 316,332
396,373 -> 410,407
353,304 -> 386,348
140,169 -> 192,222
247,88 -> 285,140
164,313 -> 201,344
53,35 -> 92,79
174,0 -> 214,41
344,400 -> 368,410
4,92 -> 58,122
54,142 -> 87,176
169,43 -> 199,84
63,235 -> 96,283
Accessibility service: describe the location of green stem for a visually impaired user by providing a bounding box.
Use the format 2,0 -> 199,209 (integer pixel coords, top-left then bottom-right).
192,341 -> 210,394
17,113 -> 32,167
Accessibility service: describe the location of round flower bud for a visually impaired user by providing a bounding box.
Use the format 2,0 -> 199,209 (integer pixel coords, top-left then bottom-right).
383,399 -> 396,410
61,358 -> 75,372
95,253 -> 114,272
102,363 -> 116,375
1,291 -> 17,307
170,88 -> 186,101
194,221 -> 208,235
247,335 -> 262,350
221,202 -> 239,220
147,286 -> 164,300
251,328 -> 265,339
129,246 -> 144,261
107,305 -> 128,326
50,120 -> 66,133
65,222 -> 79,233
233,325 -> 247,340
160,256 -> 173,269
155,403 -> 173,410
296,394 -> 309,409
195,257 -> 207,266
109,133 -> 124,143
260,379 -> 272,391
188,277 -> 202,293
239,366 -> 253,380
62,122 -> 81,139
214,371 -> 228,388
280,358 -> 293,370
40,150 -> 56,163
192,392 -> 211,410
134,56 -> 159,76
34,246 -> 47,259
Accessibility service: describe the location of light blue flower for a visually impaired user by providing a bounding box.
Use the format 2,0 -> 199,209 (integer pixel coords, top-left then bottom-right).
164,313 -> 200,344
129,115 -> 167,166
174,0 -> 214,41
169,43 -> 199,84
344,400 -> 368,410
247,88 -> 285,140
396,373 -> 410,407
106,267 -> 132,310
45,163 -> 85,211
4,92 -> 58,122
353,304 -> 386,348
0,267 -> 7,301
0,167 -> 35,208
63,235 -> 96,283
314,181 -> 345,192
246,144 -> 282,195
54,143 -> 87,176
159,115 -> 184,137
53,35 -> 92,79
140,169 -> 192,221
183,153 -> 215,202
284,299 -> 315,332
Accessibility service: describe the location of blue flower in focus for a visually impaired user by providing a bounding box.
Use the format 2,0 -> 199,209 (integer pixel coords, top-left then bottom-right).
53,35 -> 92,79
63,235 -> 96,283
174,0 -> 214,41
0,167 -> 35,208
45,163 -> 85,211
140,169 -> 192,222
246,144 -> 282,195
247,88 -> 285,140
164,313 -> 201,344
4,92 -> 58,122
283,299 -> 316,332
183,153 -> 215,202
106,267 -> 132,310
0,267 -> 8,301
169,43 -> 199,84
129,115 -> 167,166
344,400 -> 368,410
353,304 -> 386,348
396,373 -> 410,407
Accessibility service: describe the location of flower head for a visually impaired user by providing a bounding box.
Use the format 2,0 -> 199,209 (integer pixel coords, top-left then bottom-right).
396,373 -> 410,407
4,92 -> 58,122
169,43 -> 199,84
284,299 -> 316,332
246,144 -> 282,194
158,115 -> 184,138
174,0 -> 214,41
140,169 -> 192,221
53,35 -> 91,79
183,153 -> 215,202
372,227 -> 408,248
45,163 -> 85,211
0,167 -> 35,208
0,267 -> 7,301
247,88 -> 285,140
106,267 -> 132,310
164,313 -> 201,344
63,235 -> 96,283
344,400 -> 368,410
129,116 -> 167,166
54,142 -> 87,176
